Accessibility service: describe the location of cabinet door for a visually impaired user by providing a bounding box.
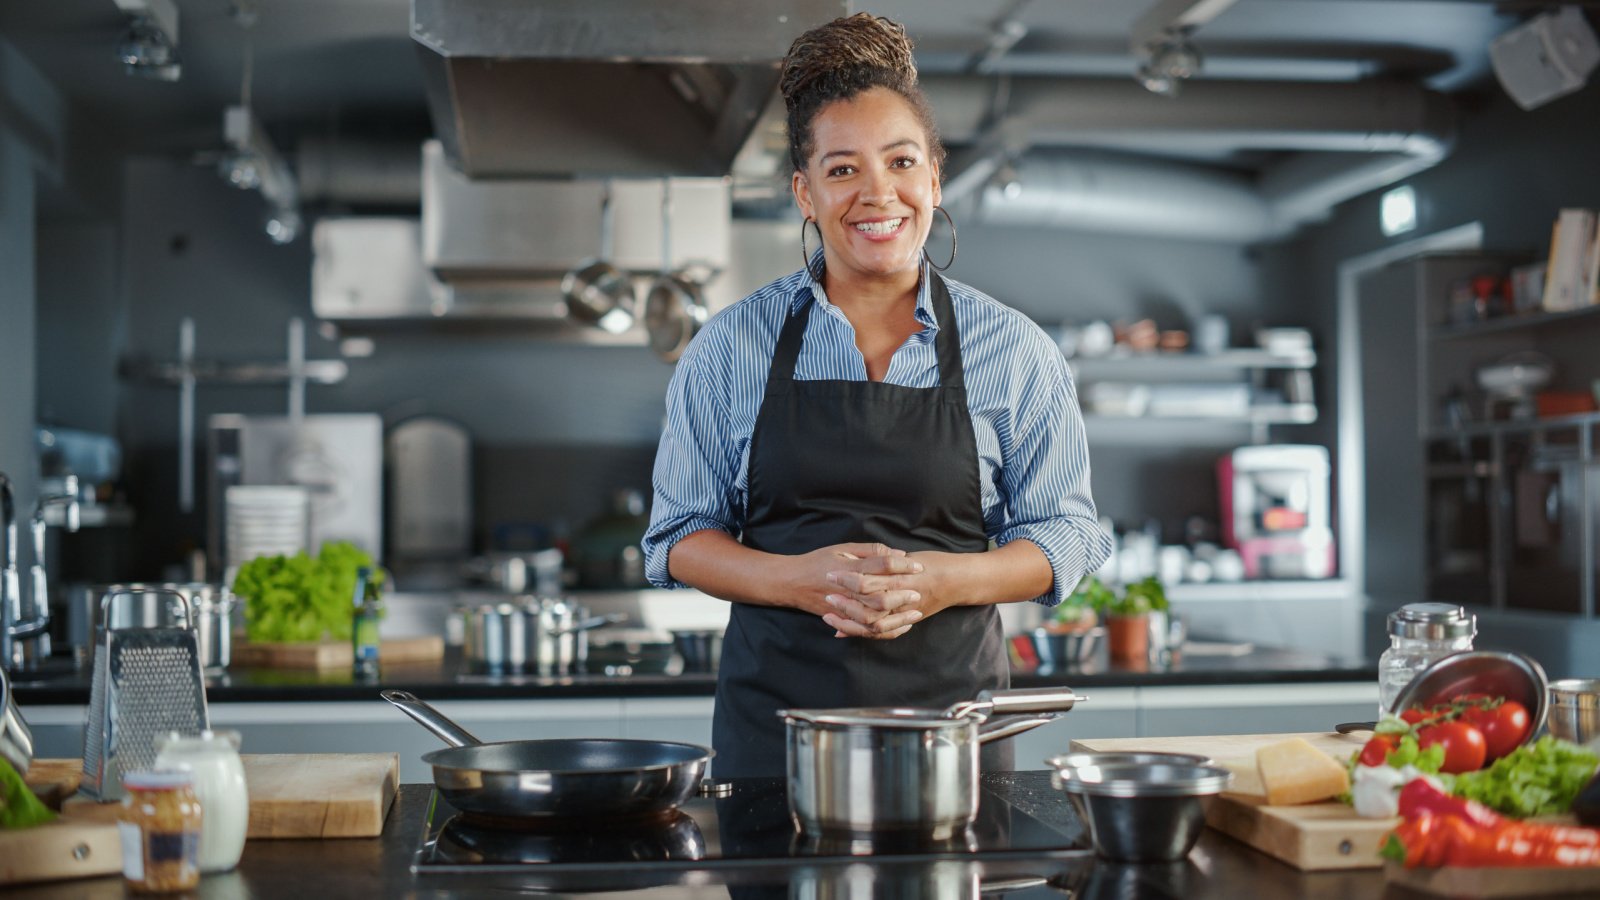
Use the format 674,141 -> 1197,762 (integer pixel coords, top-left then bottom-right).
1137,684 -> 1377,738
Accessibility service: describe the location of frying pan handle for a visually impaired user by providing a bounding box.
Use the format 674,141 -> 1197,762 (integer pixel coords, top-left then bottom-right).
977,714 -> 1060,745
381,690 -> 483,748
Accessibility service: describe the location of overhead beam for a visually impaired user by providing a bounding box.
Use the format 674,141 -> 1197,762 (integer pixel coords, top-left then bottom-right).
1130,0 -> 1242,52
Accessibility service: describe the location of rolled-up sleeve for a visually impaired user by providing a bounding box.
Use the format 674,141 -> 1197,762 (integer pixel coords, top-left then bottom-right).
994,364 -> 1114,606
644,360 -> 744,589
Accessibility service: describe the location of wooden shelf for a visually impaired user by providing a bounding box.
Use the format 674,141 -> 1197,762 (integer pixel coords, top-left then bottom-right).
1429,303 -> 1600,341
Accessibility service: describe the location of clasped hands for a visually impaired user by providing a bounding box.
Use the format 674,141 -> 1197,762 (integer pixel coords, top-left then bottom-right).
793,542 -> 946,640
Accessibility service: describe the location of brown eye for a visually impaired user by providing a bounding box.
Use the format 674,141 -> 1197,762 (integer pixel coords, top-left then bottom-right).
828,165 -> 855,177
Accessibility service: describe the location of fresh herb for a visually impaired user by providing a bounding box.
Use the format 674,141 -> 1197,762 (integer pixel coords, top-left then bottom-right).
232,541 -> 384,643
1122,576 -> 1170,613
0,757 -> 56,830
1451,736 -> 1600,818
1386,734 -> 1447,775
1066,576 -> 1118,615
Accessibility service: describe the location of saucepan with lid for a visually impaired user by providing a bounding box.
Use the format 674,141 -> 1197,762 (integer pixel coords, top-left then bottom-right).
782,686 -> 1087,838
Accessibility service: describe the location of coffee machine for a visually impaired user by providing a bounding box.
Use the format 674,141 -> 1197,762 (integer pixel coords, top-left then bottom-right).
1218,444 -> 1336,580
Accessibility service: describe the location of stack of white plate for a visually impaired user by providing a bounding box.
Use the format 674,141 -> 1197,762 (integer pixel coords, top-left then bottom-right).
225,485 -> 310,575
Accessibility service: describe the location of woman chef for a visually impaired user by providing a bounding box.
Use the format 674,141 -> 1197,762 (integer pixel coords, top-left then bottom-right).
643,12 -> 1112,778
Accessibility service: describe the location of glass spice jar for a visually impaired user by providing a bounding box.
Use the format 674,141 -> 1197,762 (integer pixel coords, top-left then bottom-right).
119,769 -> 203,894
1377,603 -> 1476,717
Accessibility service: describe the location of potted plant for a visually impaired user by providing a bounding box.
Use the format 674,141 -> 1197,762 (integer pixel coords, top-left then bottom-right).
1106,577 -> 1169,663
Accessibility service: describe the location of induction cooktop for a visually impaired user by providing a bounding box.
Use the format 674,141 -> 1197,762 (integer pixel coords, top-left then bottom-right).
412,775 -> 1091,890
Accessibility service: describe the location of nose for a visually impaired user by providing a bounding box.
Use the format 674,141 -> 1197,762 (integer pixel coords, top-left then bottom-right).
860,165 -> 895,206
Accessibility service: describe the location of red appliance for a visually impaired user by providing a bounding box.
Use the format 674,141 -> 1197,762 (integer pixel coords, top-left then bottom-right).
1218,444 -> 1336,580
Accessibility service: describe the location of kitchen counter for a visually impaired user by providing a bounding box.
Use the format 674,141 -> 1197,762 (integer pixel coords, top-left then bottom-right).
8,643 -> 1375,705
7,775 -> 1406,899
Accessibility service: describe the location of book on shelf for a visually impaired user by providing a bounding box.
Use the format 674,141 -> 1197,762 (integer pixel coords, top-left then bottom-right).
1542,207 -> 1599,312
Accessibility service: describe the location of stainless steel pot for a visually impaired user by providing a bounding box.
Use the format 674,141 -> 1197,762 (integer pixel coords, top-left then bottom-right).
459,599 -> 623,675
782,686 -> 1086,839
89,583 -> 235,674
0,667 -> 33,775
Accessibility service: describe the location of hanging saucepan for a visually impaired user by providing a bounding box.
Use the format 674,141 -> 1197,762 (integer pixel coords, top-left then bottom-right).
382,690 -> 712,820
562,181 -> 637,334
783,686 -> 1087,839
643,179 -> 709,363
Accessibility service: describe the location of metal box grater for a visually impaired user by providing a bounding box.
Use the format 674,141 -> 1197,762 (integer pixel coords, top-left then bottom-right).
81,589 -> 210,800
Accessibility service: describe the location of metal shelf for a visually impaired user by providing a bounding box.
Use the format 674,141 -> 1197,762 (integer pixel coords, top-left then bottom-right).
1168,579 -> 1352,603
1083,404 -> 1316,428
1429,303 -> 1600,342
1426,410 -> 1600,440
1067,348 -> 1316,377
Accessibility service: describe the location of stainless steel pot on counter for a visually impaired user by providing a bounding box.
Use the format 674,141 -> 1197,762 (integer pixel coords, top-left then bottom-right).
459,598 -> 624,675
80,583 -> 237,673
782,686 -> 1087,839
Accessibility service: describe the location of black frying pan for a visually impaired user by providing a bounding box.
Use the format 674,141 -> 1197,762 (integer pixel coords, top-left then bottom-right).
382,690 -> 713,819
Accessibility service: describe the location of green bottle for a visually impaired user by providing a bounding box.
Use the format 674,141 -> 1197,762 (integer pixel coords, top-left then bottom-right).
352,567 -> 382,679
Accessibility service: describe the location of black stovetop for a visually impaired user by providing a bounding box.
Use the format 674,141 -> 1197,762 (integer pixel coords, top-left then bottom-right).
412,777 -> 1089,885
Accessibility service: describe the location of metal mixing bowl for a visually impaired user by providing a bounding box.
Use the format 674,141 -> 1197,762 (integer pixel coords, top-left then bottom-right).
1548,678 -> 1600,745
1028,626 -> 1103,671
1051,758 -> 1234,862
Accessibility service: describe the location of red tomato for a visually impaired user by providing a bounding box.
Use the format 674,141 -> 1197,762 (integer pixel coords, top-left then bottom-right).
1401,707 -> 1444,728
1359,734 -> 1400,767
1462,700 -> 1531,761
1418,720 -> 1488,773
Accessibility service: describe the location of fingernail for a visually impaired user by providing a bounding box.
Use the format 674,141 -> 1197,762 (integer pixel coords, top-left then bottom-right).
908,592 -> 920,602
909,611 -> 923,621
825,572 -> 838,584
912,563 -> 924,573
824,594 -> 840,606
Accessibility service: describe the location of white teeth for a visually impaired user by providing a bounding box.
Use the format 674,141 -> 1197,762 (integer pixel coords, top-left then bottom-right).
854,218 -> 903,235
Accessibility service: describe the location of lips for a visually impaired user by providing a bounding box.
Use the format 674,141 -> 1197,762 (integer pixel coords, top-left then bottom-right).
851,217 -> 906,240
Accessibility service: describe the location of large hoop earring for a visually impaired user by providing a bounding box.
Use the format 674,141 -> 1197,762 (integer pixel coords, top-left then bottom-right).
923,205 -> 957,271
800,218 -> 825,283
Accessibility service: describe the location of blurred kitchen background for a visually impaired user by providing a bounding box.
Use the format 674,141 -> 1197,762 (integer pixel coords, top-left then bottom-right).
2,0 -> 1599,673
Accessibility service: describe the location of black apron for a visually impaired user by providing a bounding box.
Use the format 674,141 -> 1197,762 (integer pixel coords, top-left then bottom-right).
711,272 -> 1010,778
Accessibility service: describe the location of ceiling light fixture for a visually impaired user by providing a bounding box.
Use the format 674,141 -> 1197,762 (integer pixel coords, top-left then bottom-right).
1128,0 -> 1237,97
216,5 -> 302,244
112,0 -> 181,81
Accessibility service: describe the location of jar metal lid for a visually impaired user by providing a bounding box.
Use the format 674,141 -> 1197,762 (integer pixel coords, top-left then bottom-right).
1388,603 -> 1476,640
122,768 -> 194,790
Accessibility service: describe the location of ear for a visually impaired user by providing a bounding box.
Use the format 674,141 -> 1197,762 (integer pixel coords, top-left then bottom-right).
930,157 -> 942,209
792,170 -> 814,220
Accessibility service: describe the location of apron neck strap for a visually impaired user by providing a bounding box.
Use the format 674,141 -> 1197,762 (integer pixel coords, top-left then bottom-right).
771,272 -> 965,388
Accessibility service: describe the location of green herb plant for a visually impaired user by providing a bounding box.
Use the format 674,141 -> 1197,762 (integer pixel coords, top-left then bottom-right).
1108,576 -> 1169,617
232,541 -> 384,643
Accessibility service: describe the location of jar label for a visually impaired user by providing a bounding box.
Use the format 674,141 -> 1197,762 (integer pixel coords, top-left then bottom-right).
118,822 -> 144,881
148,830 -> 198,863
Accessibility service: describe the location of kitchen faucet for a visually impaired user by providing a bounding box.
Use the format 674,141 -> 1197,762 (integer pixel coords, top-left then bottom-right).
0,472 -> 79,671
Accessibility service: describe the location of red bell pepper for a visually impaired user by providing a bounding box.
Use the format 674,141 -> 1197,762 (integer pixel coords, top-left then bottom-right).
1384,812 -> 1600,868
1397,779 -> 1502,830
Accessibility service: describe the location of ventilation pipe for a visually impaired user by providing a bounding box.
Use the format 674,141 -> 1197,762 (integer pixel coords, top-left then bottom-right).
928,77 -> 1455,242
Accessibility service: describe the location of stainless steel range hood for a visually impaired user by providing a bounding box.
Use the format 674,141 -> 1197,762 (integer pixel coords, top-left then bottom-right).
411,0 -> 846,178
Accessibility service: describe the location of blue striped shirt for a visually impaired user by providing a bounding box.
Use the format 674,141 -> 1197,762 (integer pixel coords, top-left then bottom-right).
644,260 -> 1113,606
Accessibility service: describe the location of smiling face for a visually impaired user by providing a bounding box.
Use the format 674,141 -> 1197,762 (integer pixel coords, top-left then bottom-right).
793,86 -> 941,287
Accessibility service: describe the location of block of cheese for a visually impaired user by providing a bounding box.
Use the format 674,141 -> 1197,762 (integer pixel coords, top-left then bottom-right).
1255,737 -> 1351,806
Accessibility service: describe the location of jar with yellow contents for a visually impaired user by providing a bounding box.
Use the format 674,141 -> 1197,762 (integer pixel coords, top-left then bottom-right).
118,769 -> 203,893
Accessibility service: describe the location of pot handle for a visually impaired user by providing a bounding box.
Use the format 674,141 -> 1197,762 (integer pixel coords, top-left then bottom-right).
977,714 -> 1060,745
551,612 -> 628,636
381,690 -> 484,749
946,686 -> 1087,719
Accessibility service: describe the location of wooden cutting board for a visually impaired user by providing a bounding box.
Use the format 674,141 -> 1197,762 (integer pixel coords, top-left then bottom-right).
1070,732 -> 1395,871
232,635 -> 444,669
0,811 -> 122,886
33,753 -> 399,839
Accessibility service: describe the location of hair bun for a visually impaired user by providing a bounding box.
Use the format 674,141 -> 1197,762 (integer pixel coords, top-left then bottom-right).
779,13 -> 917,107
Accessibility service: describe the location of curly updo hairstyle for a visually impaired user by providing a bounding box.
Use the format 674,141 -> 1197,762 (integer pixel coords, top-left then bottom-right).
778,13 -> 945,177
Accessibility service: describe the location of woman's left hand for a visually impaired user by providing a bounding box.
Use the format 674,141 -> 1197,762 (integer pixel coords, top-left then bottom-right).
821,551 -> 954,638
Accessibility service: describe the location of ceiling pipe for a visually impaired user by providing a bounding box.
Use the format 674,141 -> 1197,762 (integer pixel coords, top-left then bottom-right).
927,76 -> 1455,242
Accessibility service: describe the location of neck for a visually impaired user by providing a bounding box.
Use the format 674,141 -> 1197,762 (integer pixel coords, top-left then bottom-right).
821,262 -> 922,321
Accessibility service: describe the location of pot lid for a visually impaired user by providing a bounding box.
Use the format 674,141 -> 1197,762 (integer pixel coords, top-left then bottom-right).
779,707 -> 974,730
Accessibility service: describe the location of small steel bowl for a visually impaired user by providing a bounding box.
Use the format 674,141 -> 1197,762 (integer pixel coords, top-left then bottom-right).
1548,678 -> 1600,745
1051,761 -> 1234,862
1392,650 -> 1550,743
1045,751 -> 1217,789
1028,627 -> 1103,671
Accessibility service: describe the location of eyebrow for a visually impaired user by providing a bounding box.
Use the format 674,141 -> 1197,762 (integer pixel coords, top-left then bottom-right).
819,138 -> 923,164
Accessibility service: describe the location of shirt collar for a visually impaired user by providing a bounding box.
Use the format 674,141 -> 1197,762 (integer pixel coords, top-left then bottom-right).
788,252 -> 940,330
